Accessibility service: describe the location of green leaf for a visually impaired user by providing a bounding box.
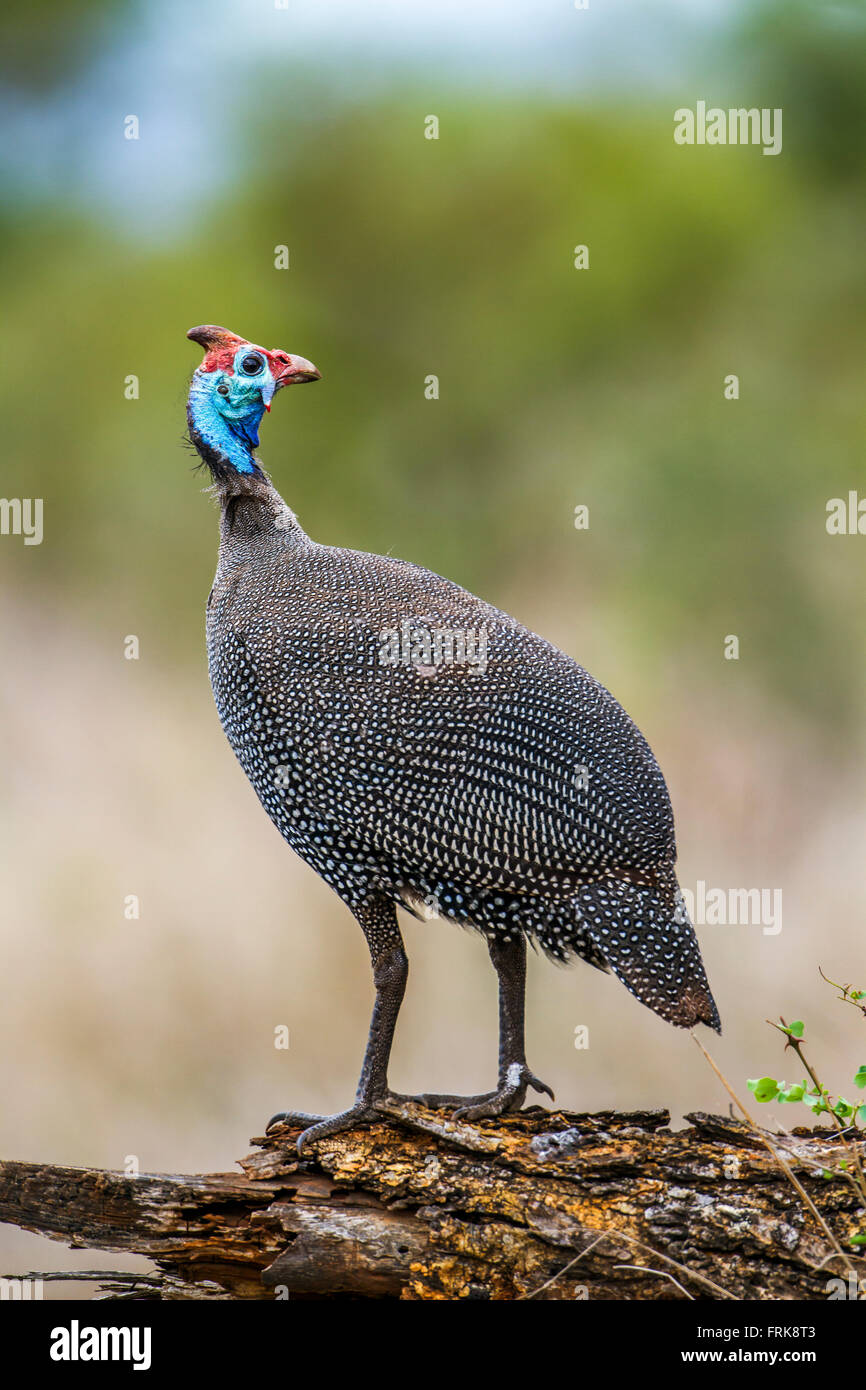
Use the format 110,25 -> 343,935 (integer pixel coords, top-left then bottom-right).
856,1105 -> 866,1125
803,1092 -> 829,1114
849,1233 -> 866,1246
787,1021 -> 805,1038
778,1083 -> 805,1103
748,1077 -> 780,1103
853,1066 -> 866,1090
821,1168 -> 834,1179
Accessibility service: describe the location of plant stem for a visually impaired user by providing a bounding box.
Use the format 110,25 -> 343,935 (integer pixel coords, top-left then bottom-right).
769,1016 -> 866,1202
692,1032 -> 859,1279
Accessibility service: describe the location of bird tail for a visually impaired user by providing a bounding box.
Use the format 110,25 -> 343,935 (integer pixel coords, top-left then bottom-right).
573,871 -> 721,1032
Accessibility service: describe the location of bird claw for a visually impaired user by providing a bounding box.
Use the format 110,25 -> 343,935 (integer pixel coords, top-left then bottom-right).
266,1109 -> 329,1130
265,1065 -> 554,1153
453,1068 -> 554,1121
266,1104 -> 382,1155
390,1066 -> 555,1122
528,1073 -> 556,1103
393,1091 -> 499,1110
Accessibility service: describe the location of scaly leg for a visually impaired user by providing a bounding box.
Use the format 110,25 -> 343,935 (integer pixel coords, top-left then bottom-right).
267,897 -> 407,1155
394,933 -> 554,1119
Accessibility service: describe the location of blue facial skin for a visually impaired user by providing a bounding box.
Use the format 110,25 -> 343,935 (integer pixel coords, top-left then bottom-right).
187,345 -> 277,476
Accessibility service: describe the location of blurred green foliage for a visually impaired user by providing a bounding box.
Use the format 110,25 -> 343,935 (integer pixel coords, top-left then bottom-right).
0,0 -> 126,88
0,0 -> 864,738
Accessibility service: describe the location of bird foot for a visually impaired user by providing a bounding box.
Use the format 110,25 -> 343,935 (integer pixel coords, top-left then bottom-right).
266,1064 -> 554,1153
266,1104 -> 384,1156
390,1063 -> 555,1122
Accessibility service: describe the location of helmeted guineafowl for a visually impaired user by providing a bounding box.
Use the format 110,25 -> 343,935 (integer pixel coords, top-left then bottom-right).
185,323 -> 720,1154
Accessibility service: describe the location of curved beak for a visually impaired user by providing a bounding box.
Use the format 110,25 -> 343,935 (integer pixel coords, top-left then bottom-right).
275,354 -> 321,387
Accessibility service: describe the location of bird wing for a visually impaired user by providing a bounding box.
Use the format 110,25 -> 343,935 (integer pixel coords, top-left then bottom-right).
229,544 -> 677,899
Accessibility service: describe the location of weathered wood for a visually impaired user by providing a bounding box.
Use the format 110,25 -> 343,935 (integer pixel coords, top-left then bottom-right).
1,1104 -> 863,1299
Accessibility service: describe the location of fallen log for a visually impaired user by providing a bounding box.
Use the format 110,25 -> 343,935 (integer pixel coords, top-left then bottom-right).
1,1104 -> 862,1300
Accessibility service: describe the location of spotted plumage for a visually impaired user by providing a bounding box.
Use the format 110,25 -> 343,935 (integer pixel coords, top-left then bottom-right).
186,324 -> 720,1153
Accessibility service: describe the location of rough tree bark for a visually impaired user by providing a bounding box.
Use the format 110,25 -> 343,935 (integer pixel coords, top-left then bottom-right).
1,1103 -> 862,1300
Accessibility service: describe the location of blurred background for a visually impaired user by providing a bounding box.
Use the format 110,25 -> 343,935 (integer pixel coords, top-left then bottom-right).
1,0 -> 864,1293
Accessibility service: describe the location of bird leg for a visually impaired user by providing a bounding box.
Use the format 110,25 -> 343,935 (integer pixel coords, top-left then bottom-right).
393,933 -> 555,1120
266,899 -> 408,1155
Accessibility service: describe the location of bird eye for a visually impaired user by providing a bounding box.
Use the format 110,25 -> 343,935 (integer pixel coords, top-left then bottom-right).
239,353 -> 264,375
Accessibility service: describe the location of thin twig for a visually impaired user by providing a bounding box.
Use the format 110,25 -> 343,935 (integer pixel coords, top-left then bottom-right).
0,1270 -> 161,1286
520,1227 -> 734,1301
768,1016 -> 866,1200
819,966 -> 866,1019
519,1235 -> 605,1299
692,1033 -> 858,1279
613,1263 -> 694,1300
611,1230 -> 737,1300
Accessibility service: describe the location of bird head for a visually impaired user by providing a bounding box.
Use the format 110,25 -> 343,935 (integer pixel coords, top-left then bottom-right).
186,325 -> 320,479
